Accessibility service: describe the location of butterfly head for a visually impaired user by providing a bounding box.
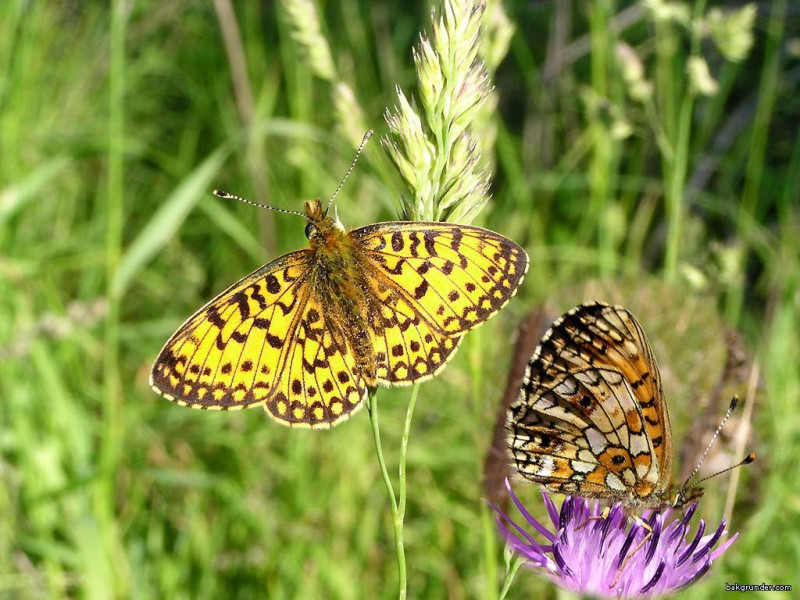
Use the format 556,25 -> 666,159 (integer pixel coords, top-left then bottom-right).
214,132 -> 372,245
670,484 -> 705,509
304,198 -> 346,242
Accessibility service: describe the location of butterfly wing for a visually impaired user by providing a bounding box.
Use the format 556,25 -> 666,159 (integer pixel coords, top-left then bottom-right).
274,291 -> 368,427
350,222 -> 529,384
150,250 -> 367,428
508,302 -> 672,502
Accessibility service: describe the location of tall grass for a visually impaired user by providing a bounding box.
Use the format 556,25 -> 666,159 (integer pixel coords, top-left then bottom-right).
0,1 -> 797,598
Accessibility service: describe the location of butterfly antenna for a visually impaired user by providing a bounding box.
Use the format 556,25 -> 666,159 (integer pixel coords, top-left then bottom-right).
325,130 -> 373,216
213,190 -> 307,219
681,395 -> 752,488
694,452 -> 755,486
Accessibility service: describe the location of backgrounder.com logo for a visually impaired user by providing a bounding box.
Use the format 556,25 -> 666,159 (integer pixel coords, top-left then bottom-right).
725,582 -> 792,593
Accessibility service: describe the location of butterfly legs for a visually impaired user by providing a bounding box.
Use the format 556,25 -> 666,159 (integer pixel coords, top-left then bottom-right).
575,505 -> 613,531
611,514 -> 657,589
574,506 -> 658,589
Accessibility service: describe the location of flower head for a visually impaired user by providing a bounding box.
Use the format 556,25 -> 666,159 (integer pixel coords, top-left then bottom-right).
492,480 -> 738,599
707,5 -> 757,63
382,0 -> 493,223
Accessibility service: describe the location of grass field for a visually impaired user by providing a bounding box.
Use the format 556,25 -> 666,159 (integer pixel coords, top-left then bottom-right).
1,1 -> 798,598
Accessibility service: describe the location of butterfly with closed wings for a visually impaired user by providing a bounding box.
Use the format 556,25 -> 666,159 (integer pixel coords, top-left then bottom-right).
508,302 -> 753,511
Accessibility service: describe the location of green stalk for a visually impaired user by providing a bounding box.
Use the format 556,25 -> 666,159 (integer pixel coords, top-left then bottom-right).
497,555 -> 523,600
663,0 -> 707,282
98,0 -> 127,595
397,383 -> 420,540
368,385 -> 420,600
663,83 -> 694,282
468,329 -> 497,600
375,2 -> 496,595
587,0 -> 615,276
727,0 -> 786,322
482,503 -> 498,600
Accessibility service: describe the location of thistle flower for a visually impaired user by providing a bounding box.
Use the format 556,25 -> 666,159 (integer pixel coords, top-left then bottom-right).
383,0 -> 493,223
492,480 -> 738,599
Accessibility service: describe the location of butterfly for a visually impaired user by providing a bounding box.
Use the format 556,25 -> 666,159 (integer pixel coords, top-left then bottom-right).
150,193 -> 528,428
508,302 -> 707,510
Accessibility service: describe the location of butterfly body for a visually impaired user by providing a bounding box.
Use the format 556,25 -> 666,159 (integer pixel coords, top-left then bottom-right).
508,302 -> 703,511
151,198 -> 528,428
303,199 -> 380,386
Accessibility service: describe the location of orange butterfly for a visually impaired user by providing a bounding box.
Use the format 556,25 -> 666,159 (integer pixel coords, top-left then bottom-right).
151,192 -> 528,428
508,302 -> 752,510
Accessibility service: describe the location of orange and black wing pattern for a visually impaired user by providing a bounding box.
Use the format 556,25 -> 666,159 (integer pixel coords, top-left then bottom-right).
508,303 -> 672,505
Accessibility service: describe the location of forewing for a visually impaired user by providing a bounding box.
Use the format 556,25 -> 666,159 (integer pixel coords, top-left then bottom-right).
149,249 -> 366,427
508,302 -> 671,499
351,222 -> 528,384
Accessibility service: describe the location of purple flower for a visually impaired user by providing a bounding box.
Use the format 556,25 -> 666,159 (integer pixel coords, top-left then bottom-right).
492,480 -> 738,599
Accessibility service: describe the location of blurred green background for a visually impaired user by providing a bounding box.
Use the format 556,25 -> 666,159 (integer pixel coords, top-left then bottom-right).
1,1 -> 798,598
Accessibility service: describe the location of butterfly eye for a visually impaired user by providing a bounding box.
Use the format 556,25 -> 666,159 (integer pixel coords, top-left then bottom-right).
304,222 -> 318,239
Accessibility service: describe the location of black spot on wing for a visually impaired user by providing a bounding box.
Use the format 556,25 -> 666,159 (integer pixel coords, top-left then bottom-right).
266,274 -> 281,294
391,231 -> 404,251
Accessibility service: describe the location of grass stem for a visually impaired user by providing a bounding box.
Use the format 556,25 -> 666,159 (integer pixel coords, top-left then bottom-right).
98,0 -> 128,595
727,0 -> 786,322
368,390 -> 407,599
663,0 -> 707,282
497,555 -> 523,600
